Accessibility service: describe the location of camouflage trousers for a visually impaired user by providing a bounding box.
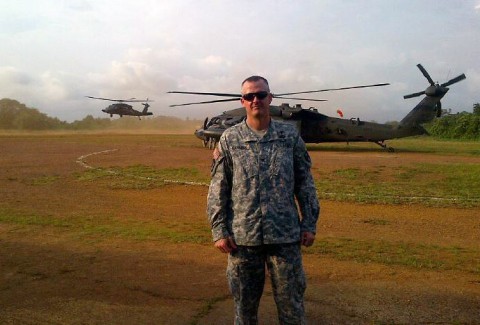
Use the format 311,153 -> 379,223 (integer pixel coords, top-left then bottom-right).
227,243 -> 306,325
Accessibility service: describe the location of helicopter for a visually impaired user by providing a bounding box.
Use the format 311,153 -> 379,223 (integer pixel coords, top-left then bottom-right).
169,64 -> 466,151
86,96 -> 154,119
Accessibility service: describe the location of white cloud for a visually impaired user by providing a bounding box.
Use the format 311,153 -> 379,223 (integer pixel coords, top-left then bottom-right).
0,66 -> 33,85
39,72 -> 69,101
0,0 -> 478,122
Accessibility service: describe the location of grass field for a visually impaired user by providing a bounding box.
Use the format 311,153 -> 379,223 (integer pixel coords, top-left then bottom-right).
0,133 -> 479,324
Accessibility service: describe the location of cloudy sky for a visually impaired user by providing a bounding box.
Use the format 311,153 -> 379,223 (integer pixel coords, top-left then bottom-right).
1,0 -> 479,122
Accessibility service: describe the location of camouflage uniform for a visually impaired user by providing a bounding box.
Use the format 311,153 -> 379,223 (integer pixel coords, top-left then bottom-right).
207,119 -> 320,325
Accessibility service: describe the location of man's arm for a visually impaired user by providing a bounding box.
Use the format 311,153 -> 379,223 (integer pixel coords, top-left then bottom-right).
293,135 -> 320,238
207,139 -> 234,245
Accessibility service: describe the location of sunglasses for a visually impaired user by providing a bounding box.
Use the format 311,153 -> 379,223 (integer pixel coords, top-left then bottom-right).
241,91 -> 270,101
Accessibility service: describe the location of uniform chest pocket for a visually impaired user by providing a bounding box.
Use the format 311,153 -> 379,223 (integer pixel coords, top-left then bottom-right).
270,140 -> 294,178
231,146 -> 259,180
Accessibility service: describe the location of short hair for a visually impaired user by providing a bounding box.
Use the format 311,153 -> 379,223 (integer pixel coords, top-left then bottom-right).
241,76 -> 270,91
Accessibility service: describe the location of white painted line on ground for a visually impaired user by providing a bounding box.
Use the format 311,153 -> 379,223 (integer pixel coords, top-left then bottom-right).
76,149 -> 209,186
76,150 -> 477,202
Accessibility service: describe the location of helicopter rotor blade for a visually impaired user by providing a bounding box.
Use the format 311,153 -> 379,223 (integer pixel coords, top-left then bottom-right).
123,98 -> 153,102
416,64 -> 435,86
441,73 -> 466,87
170,98 -> 240,107
85,96 -> 120,102
403,91 -> 426,99
168,91 -> 241,98
273,96 -> 328,102
85,96 -> 152,103
275,83 -> 390,97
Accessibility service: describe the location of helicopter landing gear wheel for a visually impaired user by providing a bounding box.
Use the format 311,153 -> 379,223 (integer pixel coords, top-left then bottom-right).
375,141 -> 395,152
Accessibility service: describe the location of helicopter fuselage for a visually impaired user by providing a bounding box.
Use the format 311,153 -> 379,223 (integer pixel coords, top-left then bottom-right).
177,63 -> 466,151
102,103 -> 153,117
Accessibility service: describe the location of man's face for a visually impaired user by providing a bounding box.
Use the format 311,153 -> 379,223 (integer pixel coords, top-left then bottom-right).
240,80 -> 273,120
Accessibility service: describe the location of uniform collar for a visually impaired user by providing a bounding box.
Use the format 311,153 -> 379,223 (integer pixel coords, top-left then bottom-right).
239,119 -> 286,142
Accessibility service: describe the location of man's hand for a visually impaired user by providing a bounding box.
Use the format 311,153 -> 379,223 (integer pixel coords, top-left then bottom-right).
214,237 -> 237,253
301,231 -> 315,247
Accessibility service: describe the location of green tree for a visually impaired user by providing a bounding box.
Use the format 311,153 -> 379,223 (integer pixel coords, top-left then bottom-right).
473,103 -> 480,115
0,98 -> 66,130
69,115 -> 112,130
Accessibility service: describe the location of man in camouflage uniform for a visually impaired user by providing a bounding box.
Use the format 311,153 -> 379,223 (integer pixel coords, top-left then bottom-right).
207,76 -> 320,325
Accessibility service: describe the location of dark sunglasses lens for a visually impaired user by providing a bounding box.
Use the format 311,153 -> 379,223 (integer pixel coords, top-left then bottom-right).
243,93 -> 255,101
256,91 -> 268,99
243,92 -> 268,101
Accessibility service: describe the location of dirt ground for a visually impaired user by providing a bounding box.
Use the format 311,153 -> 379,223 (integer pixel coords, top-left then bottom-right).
0,133 -> 479,324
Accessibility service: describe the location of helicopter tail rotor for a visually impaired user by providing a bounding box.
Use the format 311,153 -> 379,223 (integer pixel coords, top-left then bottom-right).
403,64 -> 466,99
417,64 -> 435,86
403,90 -> 426,99
441,73 -> 466,87
141,102 -> 150,114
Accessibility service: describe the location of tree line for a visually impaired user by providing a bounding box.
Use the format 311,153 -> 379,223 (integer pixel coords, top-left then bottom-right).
1,98 -> 479,139
424,103 -> 480,140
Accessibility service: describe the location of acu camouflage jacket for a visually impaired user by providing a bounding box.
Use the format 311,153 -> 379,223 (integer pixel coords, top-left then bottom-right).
207,119 -> 320,246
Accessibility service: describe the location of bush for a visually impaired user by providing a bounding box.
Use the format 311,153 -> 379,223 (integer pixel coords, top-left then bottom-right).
425,105 -> 480,140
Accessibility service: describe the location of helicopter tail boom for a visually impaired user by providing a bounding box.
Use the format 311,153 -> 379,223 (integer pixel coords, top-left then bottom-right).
400,64 -> 466,128
142,103 -> 150,114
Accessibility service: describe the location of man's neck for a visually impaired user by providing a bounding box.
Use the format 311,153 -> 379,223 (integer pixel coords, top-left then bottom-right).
246,117 -> 270,131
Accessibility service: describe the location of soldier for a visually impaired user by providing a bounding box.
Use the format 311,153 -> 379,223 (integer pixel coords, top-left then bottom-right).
207,76 -> 320,324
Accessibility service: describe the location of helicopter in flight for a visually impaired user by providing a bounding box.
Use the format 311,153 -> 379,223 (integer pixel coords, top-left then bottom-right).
169,64 -> 466,151
86,96 -> 154,119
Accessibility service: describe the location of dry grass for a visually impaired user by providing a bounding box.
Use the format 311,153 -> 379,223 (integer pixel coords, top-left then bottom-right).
1,133 -> 479,324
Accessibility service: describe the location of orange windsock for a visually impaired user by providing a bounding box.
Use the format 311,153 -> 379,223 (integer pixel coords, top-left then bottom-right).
336,109 -> 344,117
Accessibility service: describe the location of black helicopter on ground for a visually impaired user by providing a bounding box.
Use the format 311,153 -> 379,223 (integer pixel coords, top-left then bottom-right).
169,64 -> 466,151
86,96 -> 154,119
